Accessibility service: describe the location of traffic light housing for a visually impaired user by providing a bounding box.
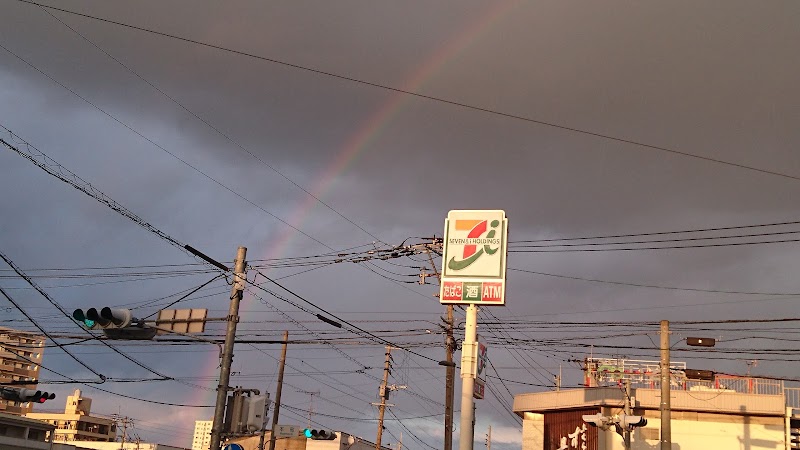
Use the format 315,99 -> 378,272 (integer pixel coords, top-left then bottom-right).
582,413 -> 612,430
304,428 -> 337,440
618,413 -> 647,430
685,369 -> 715,381
73,307 -> 155,339
1,387 -> 56,404
73,307 -> 132,329
686,337 -> 715,347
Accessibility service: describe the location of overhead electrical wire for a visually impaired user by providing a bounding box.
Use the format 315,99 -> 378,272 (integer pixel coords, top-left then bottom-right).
509,229 -> 800,249
15,0 -> 800,183
508,267 -> 800,296
0,45 -> 330,250
0,250 -> 221,394
0,287 -> 105,381
252,269 -> 444,365
511,219 -> 800,243
508,238 -> 800,252
38,5 -> 385,246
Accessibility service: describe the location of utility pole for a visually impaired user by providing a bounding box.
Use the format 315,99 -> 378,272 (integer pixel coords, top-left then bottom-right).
623,379 -> 631,450
459,304 -> 478,450
485,425 -> 491,450
444,304 -> 456,450
210,246 -> 247,450
298,390 -> 319,428
376,346 -> 393,450
425,248 -> 455,450
264,331 -> 288,450
660,320 -> 671,450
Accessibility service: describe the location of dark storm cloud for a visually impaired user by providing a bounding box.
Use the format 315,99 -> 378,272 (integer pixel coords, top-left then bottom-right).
1,1 -> 799,448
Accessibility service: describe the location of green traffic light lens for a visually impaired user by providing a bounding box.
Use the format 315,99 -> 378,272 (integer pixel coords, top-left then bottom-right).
72,309 -> 95,328
304,429 -> 312,438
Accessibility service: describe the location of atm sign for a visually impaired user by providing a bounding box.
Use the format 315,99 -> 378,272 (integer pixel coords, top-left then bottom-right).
442,281 -> 503,303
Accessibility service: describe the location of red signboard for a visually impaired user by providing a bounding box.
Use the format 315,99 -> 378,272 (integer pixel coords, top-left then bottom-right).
442,281 -> 503,302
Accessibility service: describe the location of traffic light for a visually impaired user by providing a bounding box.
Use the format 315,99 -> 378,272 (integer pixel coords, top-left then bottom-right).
304,429 -> 337,440
73,307 -> 155,339
582,413 -> 612,430
618,413 -> 647,430
685,369 -> 715,381
686,337 -> 715,347
73,307 -> 132,329
0,387 -> 56,404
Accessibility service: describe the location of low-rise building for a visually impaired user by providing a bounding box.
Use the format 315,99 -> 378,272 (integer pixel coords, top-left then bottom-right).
61,441 -> 189,450
0,327 -> 46,416
0,411 -> 55,450
225,430 -> 392,450
26,389 -> 117,442
513,357 -> 800,450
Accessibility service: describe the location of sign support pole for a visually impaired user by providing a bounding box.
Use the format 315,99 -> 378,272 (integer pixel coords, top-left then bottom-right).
459,304 -> 478,450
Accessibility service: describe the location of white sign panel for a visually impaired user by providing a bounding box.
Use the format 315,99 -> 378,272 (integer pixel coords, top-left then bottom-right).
275,424 -> 302,438
440,210 -> 508,305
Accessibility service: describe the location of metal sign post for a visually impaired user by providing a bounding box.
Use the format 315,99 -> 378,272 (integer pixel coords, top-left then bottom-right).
459,304 -> 479,450
439,210 -> 508,450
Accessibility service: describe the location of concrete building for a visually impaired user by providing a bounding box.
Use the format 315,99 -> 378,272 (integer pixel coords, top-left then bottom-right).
192,420 -> 212,450
513,357 -> 800,450
0,327 -> 46,415
225,430 -> 392,450
61,442 -> 189,450
26,389 -> 117,442
0,411 -> 55,450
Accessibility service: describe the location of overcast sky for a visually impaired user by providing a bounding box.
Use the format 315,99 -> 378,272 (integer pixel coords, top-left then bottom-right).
1,1 -> 799,448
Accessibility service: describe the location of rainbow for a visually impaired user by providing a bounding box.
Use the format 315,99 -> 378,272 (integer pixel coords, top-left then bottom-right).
195,1 -> 522,406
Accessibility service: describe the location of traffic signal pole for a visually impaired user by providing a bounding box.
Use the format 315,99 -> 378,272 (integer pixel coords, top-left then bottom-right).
210,246 -> 247,450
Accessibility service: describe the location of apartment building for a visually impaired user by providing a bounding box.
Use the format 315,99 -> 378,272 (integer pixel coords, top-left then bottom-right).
0,327 -> 45,415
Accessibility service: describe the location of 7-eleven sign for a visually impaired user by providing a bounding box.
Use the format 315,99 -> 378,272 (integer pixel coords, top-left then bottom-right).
440,210 -> 508,305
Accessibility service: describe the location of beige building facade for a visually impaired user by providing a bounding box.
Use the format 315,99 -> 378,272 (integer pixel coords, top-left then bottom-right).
514,386 -> 794,450
192,420 -> 212,450
26,389 -> 117,442
0,327 -> 46,415
225,431 -> 392,450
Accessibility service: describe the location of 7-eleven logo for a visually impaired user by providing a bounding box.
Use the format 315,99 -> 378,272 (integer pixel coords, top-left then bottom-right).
447,219 -> 501,271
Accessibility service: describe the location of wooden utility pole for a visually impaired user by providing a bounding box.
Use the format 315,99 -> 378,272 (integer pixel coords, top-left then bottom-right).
444,304 -> 456,450
425,248 -> 454,450
623,379 -> 631,450
660,320 -> 671,450
264,331 -> 288,450
375,346 -> 393,450
210,246 -> 247,450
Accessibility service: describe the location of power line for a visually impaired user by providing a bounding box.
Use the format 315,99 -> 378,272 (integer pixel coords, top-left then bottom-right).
509,229 -> 800,248
511,219 -> 800,243
508,267 -> 800,296
0,250 -> 216,393
508,238 -> 800,252
14,0 -> 800,183
0,45 -> 330,250
0,287 -> 105,380
38,5 -> 385,246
